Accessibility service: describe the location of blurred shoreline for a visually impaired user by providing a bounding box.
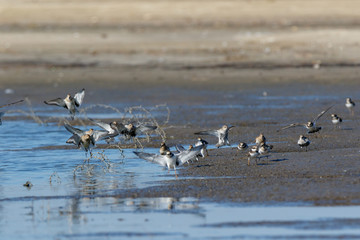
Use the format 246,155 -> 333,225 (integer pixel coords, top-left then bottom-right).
1,0 -> 360,90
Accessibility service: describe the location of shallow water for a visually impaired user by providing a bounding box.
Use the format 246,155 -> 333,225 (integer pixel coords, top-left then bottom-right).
0,94 -> 358,239
0,120 -> 174,199
2,196 -> 360,239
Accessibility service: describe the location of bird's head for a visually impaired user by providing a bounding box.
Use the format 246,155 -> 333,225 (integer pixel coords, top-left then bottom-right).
125,123 -> 134,130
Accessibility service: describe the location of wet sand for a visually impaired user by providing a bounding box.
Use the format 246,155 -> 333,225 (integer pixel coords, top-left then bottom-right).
1,0 -> 360,205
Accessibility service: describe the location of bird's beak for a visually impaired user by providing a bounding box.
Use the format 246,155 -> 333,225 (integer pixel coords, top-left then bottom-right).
228,125 -> 235,129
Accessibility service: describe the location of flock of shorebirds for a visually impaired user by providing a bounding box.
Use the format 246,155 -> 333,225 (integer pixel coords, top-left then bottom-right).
1,88 -> 356,175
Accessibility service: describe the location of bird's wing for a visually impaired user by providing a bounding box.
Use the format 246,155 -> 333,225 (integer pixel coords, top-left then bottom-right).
64,124 -> 84,136
313,105 -> 334,123
194,129 -> 219,137
92,130 -> 115,142
218,132 -> 227,142
0,99 -> 24,109
73,88 -> 85,107
89,118 -> 113,133
66,134 -> 81,146
137,124 -> 157,133
0,112 -> 4,125
113,122 -> 127,134
44,98 -> 66,108
175,144 -> 186,153
202,139 -> 209,145
176,145 -> 203,166
228,125 -> 235,130
277,123 -> 303,131
133,151 -> 167,167
89,135 -> 96,146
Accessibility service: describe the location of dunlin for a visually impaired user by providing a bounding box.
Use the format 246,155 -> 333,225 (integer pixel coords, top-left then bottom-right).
159,142 -> 170,155
133,144 -> 203,176
278,105 -> 334,134
44,88 -> 85,118
112,122 -> 157,139
258,142 -> 273,159
345,98 -> 355,116
175,144 -> 199,162
255,133 -> 266,146
297,135 -> 310,151
195,137 -> 209,157
64,123 -> 111,156
247,145 -> 259,166
89,118 -> 120,143
331,114 -> 342,128
195,124 -> 234,148
237,142 -> 248,151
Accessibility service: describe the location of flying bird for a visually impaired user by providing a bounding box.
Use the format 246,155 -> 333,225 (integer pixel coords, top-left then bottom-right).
111,122 -> 157,139
89,118 -> 120,143
195,125 -> 234,148
278,105 -> 334,134
64,123 -> 111,156
44,88 -> 85,118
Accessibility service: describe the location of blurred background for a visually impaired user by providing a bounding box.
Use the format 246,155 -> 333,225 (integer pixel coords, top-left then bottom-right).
1,0 -> 360,88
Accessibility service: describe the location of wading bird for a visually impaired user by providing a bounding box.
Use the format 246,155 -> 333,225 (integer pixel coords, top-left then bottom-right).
297,135 -> 310,151
345,98 -> 355,116
331,114 -> 342,128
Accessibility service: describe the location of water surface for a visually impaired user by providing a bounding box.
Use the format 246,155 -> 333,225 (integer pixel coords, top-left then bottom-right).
1,94 -> 358,239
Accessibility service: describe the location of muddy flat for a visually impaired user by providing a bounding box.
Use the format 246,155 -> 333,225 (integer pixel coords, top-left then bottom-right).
1,0 -> 360,207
